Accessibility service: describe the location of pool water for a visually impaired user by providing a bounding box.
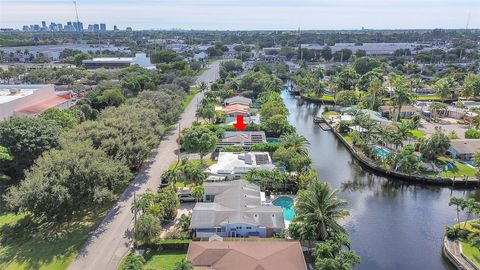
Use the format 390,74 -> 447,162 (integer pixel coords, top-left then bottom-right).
374,146 -> 390,158
272,196 -> 296,222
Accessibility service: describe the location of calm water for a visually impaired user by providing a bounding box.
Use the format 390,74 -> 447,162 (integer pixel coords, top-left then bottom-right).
282,91 -> 480,270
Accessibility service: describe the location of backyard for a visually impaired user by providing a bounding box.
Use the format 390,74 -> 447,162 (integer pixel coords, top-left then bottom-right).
142,250 -> 187,270
457,220 -> 480,268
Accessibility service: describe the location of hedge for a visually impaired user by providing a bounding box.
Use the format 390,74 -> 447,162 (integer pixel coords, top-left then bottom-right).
250,142 -> 281,152
141,239 -> 190,251
465,129 -> 480,139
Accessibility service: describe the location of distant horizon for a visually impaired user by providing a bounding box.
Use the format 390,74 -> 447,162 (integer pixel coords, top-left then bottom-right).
1,0 -> 478,30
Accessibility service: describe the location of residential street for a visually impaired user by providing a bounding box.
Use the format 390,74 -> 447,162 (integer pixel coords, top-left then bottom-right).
68,61 -> 220,270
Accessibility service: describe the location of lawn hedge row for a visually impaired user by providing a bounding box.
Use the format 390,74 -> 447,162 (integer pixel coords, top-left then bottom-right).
141,239 -> 190,251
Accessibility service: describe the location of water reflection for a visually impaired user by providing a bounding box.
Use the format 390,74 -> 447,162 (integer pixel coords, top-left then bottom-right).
281,91 -> 479,270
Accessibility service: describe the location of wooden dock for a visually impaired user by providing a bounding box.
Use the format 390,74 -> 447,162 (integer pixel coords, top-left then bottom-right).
318,123 -> 331,130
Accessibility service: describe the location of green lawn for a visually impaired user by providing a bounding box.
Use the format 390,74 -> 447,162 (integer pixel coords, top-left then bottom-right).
144,250 -> 187,270
460,241 -> 480,268
341,134 -> 353,144
435,157 -> 478,178
417,95 -> 442,101
303,92 -> 335,102
119,250 -> 187,270
409,129 -> 425,139
0,198 -> 106,270
322,111 -> 340,119
456,220 -> 480,268
182,87 -> 199,111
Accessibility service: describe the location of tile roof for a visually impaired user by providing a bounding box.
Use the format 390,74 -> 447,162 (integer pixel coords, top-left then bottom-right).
187,241 -> 307,270
15,94 -> 71,116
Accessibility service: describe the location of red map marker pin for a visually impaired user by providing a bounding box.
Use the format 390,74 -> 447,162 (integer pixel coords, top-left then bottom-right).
233,115 -> 248,131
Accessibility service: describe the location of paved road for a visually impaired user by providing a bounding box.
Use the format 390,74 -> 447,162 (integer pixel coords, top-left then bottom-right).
68,62 -> 220,270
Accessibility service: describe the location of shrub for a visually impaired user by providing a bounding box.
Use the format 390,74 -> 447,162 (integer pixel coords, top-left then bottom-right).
121,253 -> 146,270
250,142 -> 281,152
142,239 -> 190,250
465,129 -> 480,139
220,146 -> 244,152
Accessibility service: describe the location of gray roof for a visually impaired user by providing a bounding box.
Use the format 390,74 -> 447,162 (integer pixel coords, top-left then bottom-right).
224,96 -> 252,106
217,131 -> 266,148
450,139 -> 480,154
190,180 -> 284,229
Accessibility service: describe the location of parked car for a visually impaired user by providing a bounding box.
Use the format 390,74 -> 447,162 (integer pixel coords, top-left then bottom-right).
178,193 -> 196,202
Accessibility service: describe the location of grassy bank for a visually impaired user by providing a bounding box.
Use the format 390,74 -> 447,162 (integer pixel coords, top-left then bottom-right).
0,198 -> 106,270
182,87 -> 200,111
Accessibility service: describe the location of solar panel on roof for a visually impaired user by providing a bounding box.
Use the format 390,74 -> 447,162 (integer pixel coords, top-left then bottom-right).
255,154 -> 269,165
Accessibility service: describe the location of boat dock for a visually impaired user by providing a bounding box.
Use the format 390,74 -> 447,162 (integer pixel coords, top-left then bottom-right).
318,123 -> 331,131
313,116 -> 325,123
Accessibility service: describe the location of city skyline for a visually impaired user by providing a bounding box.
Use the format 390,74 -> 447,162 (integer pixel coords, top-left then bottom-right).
0,0 -> 479,30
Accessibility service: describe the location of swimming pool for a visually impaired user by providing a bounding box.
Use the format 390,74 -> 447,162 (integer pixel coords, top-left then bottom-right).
373,146 -> 390,158
272,196 -> 296,222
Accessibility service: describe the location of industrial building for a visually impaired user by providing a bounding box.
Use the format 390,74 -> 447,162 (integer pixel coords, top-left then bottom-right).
0,84 -> 72,121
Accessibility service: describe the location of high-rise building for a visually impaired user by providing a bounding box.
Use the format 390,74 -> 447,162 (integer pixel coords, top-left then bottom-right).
93,24 -> 100,31
113,25 -> 118,31
58,24 -> 63,31
126,27 -> 132,32
100,23 -> 106,31
22,25 -> 29,31
41,21 -> 46,28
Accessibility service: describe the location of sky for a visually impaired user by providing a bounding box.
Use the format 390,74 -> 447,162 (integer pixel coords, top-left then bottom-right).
0,0 -> 479,30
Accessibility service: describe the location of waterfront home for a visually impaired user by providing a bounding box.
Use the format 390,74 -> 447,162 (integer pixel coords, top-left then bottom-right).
187,240 -> 307,270
359,109 -> 391,124
222,104 -> 250,117
224,96 -> 252,106
190,180 -> 284,238
206,152 -> 275,181
216,131 -> 267,150
448,139 -> 480,161
379,105 -> 418,119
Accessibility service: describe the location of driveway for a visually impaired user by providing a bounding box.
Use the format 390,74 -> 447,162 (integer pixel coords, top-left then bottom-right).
68,62 -> 220,270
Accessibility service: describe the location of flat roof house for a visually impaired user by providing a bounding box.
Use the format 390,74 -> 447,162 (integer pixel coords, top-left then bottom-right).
206,152 -> 275,181
379,105 -> 418,119
0,84 -> 72,121
217,131 -> 266,150
448,139 -> 480,161
224,96 -> 252,106
187,240 -> 307,270
190,180 -> 284,239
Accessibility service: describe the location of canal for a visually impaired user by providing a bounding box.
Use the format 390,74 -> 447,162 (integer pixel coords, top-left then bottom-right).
282,91 -> 480,270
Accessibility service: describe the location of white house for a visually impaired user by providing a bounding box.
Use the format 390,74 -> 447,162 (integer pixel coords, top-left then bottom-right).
190,180 -> 284,239
206,152 -> 275,181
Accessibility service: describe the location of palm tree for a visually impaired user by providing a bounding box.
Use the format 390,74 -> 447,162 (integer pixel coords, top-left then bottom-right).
434,77 -> 455,103
392,76 -> 416,122
199,82 -> 208,92
281,133 -> 310,156
294,181 -> 349,243
368,77 -> 383,110
449,197 -> 465,223
162,169 -> 180,187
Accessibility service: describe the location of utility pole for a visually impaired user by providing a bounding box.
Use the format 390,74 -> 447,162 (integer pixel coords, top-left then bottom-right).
133,191 -> 137,248
177,124 -> 181,163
